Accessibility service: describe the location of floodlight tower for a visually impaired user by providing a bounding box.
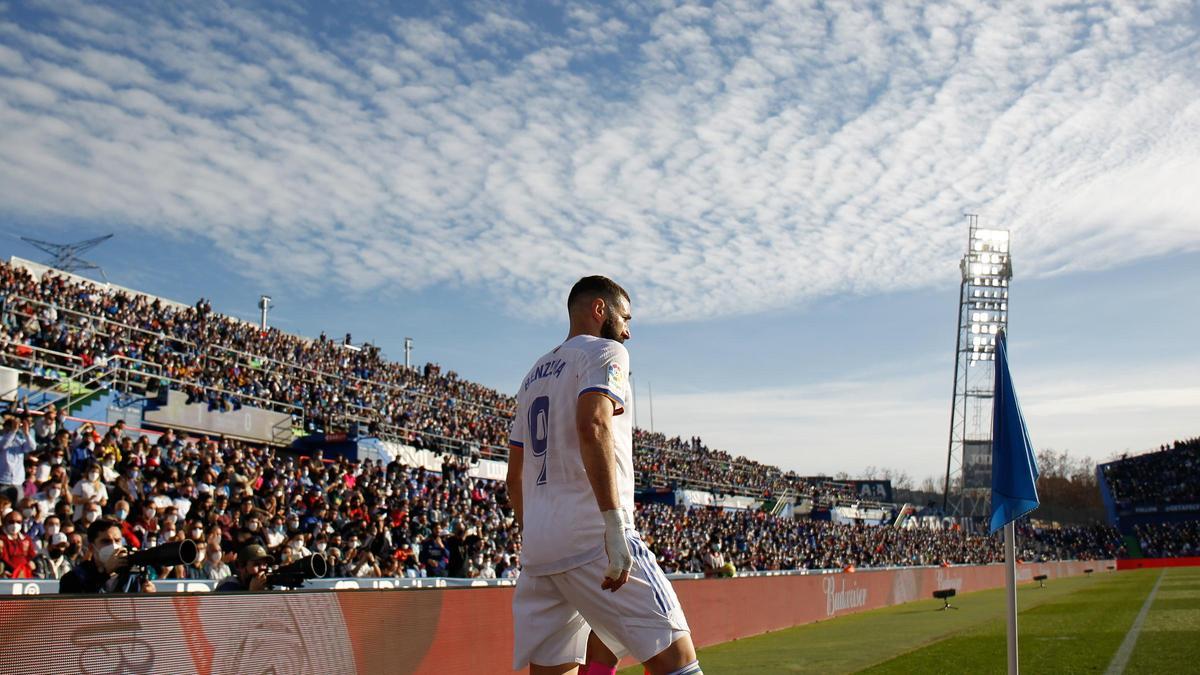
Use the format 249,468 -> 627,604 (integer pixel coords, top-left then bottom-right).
258,295 -> 272,330
21,234 -> 113,279
942,216 -> 1012,522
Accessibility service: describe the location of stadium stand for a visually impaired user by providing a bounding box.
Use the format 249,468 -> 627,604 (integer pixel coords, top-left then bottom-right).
1098,437 -> 1200,559
0,259 -> 1127,582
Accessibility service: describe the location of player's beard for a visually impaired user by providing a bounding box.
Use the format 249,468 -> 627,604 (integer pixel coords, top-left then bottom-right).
600,312 -> 624,342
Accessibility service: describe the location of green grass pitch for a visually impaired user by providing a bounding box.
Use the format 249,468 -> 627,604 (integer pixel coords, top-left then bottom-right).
620,567 -> 1200,674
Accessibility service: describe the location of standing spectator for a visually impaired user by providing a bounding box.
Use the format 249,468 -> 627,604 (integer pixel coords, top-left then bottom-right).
0,509 -> 37,577
421,531 -> 449,577
0,413 -> 36,505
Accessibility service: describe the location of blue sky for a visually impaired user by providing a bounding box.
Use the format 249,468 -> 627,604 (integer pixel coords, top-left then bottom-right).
1,0 -> 1197,482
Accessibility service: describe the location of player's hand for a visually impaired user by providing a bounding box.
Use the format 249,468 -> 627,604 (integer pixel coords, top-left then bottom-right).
600,509 -> 633,593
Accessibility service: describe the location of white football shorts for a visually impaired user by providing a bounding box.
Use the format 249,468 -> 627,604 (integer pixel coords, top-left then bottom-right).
512,533 -> 691,670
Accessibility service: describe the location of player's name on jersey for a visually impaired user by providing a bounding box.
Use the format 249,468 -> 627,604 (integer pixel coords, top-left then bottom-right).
523,358 -> 566,391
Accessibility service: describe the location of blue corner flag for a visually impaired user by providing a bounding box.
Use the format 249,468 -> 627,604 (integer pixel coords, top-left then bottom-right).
989,331 -> 1040,534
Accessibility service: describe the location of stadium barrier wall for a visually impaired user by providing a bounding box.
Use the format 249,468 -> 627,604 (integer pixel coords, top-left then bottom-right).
1117,556 -> 1200,570
0,560 -> 1108,674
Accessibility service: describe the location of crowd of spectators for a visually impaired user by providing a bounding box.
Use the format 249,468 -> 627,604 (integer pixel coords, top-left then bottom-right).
633,430 -> 859,504
1103,437 -> 1200,508
1017,522 -> 1124,562
635,503 -> 1120,574
0,409 -> 522,582
1135,521 -> 1199,558
0,260 -> 1173,585
0,260 -> 516,455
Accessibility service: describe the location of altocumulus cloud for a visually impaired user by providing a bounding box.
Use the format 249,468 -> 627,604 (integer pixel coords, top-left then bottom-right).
0,0 -> 1197,320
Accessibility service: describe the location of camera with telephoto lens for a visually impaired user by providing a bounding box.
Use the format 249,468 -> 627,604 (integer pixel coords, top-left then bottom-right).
128,539 -> 198,567
266,554 -> 328,588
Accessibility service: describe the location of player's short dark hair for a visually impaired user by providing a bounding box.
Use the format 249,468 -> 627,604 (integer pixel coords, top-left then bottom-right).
86,517 -> 122,543
567,276 -> 629,313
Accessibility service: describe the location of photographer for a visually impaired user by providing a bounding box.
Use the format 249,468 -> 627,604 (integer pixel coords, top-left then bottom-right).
59,518 -> 156,593
215,544 -> 272,592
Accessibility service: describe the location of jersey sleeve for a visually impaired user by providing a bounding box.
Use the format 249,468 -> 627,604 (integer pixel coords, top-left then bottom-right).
507,390 -> 527,452
577,340 -> 629,415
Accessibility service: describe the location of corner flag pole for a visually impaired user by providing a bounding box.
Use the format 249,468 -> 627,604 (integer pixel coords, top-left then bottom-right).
1004,521 -> 1018,675
989,331 -> 1040,675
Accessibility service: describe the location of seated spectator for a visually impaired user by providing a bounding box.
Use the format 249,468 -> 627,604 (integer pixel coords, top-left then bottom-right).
0,508 -> 36,577
35,532 -> 72,579
70,464 -> 108,522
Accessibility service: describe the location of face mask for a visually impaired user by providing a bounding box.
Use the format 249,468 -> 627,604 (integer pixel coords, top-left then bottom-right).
4,523 -> 19,535
315,542 -> 327,552
247,522 -> 260,532
350,540 -> 361,549
95,543 -> 118,566
49,489 -> 61,500
115,509 -> 129,520
190,529 -> 203,539
208,552 -> 221,564
195,548 -> 207,561
88,472 -> 100,482
84,511 -> 100,523
162,530 -> 176,539
143,508 -> 156,519
21,508 -> 34,519
45,525 -> 59,536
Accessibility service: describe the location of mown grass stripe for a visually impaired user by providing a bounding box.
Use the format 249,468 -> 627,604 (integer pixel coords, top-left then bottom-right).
1103,569 -> 1166,675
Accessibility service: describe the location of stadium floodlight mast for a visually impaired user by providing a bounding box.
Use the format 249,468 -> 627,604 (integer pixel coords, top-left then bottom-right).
942,215 -> 1012,523
258,295 -> 272,330
20,233 -> 113,280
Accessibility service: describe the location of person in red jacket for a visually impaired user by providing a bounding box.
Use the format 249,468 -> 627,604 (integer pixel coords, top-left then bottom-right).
0,510 -> 36,578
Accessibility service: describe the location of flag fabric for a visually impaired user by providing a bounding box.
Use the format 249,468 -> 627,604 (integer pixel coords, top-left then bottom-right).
989,331 -> 1040,534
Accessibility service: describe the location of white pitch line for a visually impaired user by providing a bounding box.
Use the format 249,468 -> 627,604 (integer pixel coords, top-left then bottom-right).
1103,569 -> 1167,675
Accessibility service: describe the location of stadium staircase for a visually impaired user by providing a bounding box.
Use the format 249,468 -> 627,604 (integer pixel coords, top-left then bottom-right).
1122,534 -> 1143,558
1095,463 -> 1120,527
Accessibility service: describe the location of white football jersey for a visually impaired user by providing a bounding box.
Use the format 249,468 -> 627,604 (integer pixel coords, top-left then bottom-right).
509,334 -> 635,576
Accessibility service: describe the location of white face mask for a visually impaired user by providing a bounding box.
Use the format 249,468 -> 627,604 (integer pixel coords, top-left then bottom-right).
48,488 -> 61,500
95,543 -> 119,567
190,529 -> 203,539
4,523 -> 19,536
84,511 -> 100,523
208,552 -> 221,564
45,525 -> 60,536
88,472 -> 100,482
